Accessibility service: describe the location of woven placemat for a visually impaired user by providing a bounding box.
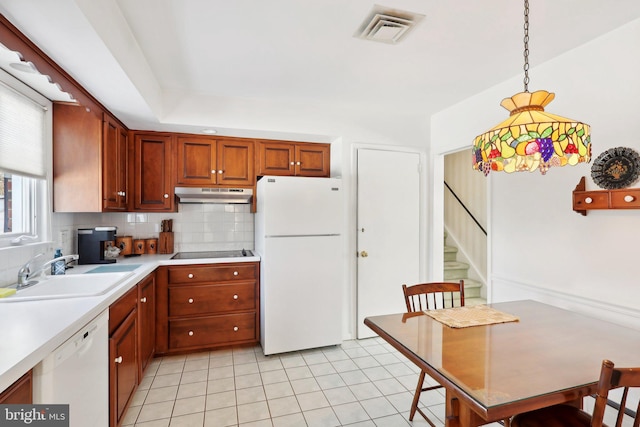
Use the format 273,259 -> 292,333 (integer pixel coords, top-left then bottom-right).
423,305 -> 519,328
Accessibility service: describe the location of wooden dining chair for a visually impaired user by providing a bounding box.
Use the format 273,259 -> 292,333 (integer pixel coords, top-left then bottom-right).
401,281 -> 465,426
511,359 -> 640,427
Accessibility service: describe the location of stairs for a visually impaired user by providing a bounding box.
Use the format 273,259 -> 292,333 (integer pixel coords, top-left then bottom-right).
444,231 -> 486,306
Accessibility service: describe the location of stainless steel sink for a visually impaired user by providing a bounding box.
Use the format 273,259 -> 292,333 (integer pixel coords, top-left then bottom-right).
0,272 -> 133,302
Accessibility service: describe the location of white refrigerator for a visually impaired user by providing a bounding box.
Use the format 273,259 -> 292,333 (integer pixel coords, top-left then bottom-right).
255,175 -> 344,355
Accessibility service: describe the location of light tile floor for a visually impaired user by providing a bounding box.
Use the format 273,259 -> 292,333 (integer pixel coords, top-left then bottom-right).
121,337 -> 638,427
121,338 -> 503,427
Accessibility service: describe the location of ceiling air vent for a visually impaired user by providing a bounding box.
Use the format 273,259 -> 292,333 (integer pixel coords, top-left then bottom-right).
355,5 -> 425,44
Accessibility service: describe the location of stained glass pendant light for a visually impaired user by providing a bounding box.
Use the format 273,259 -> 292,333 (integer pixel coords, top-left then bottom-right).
472,0 -> 591,175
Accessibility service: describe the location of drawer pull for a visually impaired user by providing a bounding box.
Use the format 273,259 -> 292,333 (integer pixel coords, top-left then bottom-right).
188,298 -> 194,304
233,294 -> 238,300
188,273 -> 194,279
585,197 -> 593,204
233,326 -> 239,332
114,356 -> 123,364
188,331 -> 194,336
140,297 -> 147,303
233,271 -> 239,276
624,195 -> 635,202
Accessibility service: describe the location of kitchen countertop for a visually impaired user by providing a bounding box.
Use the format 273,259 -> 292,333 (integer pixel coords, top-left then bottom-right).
0,252 -> 260,392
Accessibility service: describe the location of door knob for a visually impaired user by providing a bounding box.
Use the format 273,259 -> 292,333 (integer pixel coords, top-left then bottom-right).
360,250 -> 368,257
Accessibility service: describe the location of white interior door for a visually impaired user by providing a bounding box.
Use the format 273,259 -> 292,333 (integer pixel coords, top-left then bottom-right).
356,148 -> 421,338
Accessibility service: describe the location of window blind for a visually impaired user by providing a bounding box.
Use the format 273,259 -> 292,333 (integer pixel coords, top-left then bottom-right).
0,81 -> 46,178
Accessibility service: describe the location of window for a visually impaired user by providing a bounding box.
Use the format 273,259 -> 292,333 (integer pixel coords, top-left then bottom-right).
0,69 -> 51,245
0,172 -> 36,235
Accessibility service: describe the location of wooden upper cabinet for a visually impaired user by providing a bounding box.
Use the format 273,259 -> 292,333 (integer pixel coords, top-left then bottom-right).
132,133 -> 175,211
217,138 -> 255,186
176,136 -> 216,185
53,103 -> 129,212
103,114 -> 128,211
257,141 -> 295,176
176,137 -> 255,187
53,103 -> 102,212
295,143 -> 330,177
257,140 -> 330,177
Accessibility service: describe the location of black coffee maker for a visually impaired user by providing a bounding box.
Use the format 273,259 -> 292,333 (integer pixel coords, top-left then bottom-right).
78,226 -> 117,264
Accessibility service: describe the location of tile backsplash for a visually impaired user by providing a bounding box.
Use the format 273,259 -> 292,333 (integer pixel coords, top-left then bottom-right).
0,204 -> 254,287
53,203 -> 255,254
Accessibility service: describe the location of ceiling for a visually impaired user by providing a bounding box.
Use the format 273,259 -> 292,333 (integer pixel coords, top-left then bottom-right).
1,0 -> 640,140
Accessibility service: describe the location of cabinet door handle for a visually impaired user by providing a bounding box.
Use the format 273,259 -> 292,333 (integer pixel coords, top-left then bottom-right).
233,271 -> 238,276
114,356 -> 123,364
163,194 -> 169,199
140,297 -> 147,303
296,161 -> 301,165
211,170 -> 216,174
188,298 -> 194,304
188,331 -> 194,336
188,273 -> 194,279
233,294 -> 238,300
218,170 -> 223,174
290,161 -> 295,165
233,326 -> 239,332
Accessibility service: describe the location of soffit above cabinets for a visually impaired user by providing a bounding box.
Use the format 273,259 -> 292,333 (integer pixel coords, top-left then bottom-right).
0,43 -> 74,102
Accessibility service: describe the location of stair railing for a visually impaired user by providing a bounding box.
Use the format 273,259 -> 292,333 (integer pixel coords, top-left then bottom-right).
444,181 -> 487,236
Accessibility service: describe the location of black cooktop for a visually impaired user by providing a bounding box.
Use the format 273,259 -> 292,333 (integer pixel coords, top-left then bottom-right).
171,249 -> 253,260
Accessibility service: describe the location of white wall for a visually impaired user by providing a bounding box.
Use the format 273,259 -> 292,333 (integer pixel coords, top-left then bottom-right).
432,18 -> 640,329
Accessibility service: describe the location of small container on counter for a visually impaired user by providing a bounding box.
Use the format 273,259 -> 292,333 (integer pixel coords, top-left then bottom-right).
134,239 -> 146,255
145,238 -> 158,254
116,236 -> 133,256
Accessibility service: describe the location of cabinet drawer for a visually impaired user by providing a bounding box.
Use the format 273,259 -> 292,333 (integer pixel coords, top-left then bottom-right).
167,264 -> 256,284
109,286 -> 138,335
169,312 -> 256,349
169,282 -> 256,316
610,188 -> 640,208
572,191 -> 609,210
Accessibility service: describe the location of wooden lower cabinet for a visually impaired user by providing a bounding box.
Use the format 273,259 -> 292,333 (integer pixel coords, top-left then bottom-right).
109,287 -> 138,427
138,273 -> 156,376
109,272 -> 156,427
0,370 -> 32,404
155,262 -> 260,355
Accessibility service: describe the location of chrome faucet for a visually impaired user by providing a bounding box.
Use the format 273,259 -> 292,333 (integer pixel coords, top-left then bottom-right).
17,253 -> 79,289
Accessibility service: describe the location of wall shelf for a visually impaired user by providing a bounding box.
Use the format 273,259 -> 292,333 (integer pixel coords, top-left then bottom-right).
572,176 -> 640,215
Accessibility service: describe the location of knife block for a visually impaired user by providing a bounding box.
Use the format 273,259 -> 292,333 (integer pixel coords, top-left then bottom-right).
158,232 -> 174,254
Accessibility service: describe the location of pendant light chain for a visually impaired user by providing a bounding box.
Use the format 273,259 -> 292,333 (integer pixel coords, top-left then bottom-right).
523,0 -> 530,92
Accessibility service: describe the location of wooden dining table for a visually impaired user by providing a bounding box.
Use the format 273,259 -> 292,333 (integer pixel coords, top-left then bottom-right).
364,300 -> 640,427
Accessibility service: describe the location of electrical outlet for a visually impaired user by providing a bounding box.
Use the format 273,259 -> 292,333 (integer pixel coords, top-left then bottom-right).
58,229 -> 71,254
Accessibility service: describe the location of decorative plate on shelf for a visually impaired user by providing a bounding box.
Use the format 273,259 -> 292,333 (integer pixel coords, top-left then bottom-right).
590,146 -> 640,189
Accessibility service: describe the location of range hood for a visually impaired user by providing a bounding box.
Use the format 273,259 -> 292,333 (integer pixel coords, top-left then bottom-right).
175,187 -> 253,204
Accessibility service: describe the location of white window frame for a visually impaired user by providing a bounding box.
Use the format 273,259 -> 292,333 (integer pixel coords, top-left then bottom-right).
0,69 -> 52,248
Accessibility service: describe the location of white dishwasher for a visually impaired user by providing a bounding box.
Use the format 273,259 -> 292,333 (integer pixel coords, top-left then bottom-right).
33,310 -> 109,427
